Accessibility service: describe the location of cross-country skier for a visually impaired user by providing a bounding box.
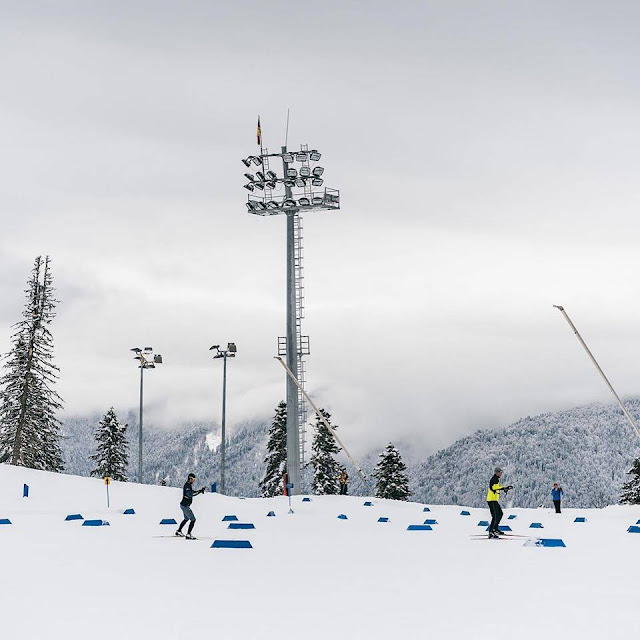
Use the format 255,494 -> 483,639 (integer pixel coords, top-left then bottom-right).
176,473 -> 205,540
487,467 -> 513,539
338,469 -> 349,495
551,482 -> 563,513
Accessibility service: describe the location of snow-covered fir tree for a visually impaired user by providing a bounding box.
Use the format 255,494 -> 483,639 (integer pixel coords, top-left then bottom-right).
310,409 -> 341,495
259,401 -> 287,498
620,458 -> 640,504
90,408 -> 129,481
0,256 -> 64,471
374,443 -> 410,500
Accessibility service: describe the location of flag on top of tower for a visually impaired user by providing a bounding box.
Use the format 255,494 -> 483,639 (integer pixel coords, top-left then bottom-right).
257,116 -> 261,146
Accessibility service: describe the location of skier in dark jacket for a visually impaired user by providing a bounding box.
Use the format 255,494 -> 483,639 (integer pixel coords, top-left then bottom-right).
551,483 -> 563,513
176,473 -> 205,539
338,469 -> 349,495
486,467 -> 513,539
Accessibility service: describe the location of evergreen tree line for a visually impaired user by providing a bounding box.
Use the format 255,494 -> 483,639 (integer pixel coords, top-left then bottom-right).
260,401 -> 410,500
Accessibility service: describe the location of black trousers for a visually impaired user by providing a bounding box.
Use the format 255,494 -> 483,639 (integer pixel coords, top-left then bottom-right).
553,500 -> 561,513
488,501 -> 503,532
339,484 -> 347,495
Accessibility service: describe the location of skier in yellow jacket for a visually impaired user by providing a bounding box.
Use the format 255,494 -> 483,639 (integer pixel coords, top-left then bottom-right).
487,467 -> 513,539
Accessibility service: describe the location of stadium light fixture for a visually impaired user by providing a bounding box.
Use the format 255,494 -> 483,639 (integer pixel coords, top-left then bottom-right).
130,346 -> 163,484
241,138 -> 341,496
210,342 -> 237,494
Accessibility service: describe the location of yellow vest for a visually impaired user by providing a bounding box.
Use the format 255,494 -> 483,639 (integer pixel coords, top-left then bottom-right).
487,481 -> 502,502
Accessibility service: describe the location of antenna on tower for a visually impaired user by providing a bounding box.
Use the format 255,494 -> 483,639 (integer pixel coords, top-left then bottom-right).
284,108 -> 290,147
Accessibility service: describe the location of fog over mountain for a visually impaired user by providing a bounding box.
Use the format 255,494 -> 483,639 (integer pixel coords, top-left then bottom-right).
61,399 -> 640,507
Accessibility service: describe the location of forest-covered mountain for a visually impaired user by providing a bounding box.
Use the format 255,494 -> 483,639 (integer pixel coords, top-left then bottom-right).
61,413 -> 269,497
412,401 -> 640,508
60,400 -> 640,507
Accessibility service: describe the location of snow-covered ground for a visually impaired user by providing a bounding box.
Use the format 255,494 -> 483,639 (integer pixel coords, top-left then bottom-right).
1,464 -> 639,639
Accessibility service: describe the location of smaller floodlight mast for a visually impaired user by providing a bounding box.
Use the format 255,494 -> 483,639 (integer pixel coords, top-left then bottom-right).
130,347 -> 163,483
241,130 -> 340,495
210,343 -> 237,494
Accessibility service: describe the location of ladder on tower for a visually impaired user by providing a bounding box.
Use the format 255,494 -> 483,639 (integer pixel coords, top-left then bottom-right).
293,213 -> 309,471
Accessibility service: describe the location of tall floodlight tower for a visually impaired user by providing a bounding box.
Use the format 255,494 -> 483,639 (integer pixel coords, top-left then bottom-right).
242,136 -> 340,495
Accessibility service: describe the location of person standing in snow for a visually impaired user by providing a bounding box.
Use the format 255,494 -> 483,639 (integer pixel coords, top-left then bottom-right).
176,473 -> 205,540
551,482 -> 563,513
487,467 -> 513,539
338,469 -> 349,495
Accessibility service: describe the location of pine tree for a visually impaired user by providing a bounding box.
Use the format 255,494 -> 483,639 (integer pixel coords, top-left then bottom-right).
620,458 -> 640,504
310,409 -> 341,495
260,401 -> 287,498
374,443 -> 410,500
0,256 -> 64,471
90,408 -> 129,481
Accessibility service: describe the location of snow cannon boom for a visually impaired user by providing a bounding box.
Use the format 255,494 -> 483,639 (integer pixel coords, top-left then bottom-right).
274,356 -> 367,483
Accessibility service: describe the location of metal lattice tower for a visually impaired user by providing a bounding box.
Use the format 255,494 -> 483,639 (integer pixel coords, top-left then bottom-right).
242,137 -> 340,495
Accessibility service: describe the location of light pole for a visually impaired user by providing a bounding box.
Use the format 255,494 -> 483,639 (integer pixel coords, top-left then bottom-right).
242,138 -> 339,495
130,347 -> 163,484
210,342 -> 237,494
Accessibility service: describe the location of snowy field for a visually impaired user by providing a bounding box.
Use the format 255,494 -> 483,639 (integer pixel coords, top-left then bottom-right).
1,465 -> 639,639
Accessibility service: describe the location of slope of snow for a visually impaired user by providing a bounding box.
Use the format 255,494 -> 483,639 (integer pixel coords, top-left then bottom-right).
1,463 -> 639,639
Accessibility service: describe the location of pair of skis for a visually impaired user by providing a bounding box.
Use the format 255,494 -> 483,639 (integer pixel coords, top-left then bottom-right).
470,533 -> 531,541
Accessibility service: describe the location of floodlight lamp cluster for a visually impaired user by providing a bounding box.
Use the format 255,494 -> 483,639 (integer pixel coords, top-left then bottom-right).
242,151 -> 325,193
210,343 -> 237,359
130,347 -> 163,368
242,146 -> 339,216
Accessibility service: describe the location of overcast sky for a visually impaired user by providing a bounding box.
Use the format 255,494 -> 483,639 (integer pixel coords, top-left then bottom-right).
2,1 -> 640,456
